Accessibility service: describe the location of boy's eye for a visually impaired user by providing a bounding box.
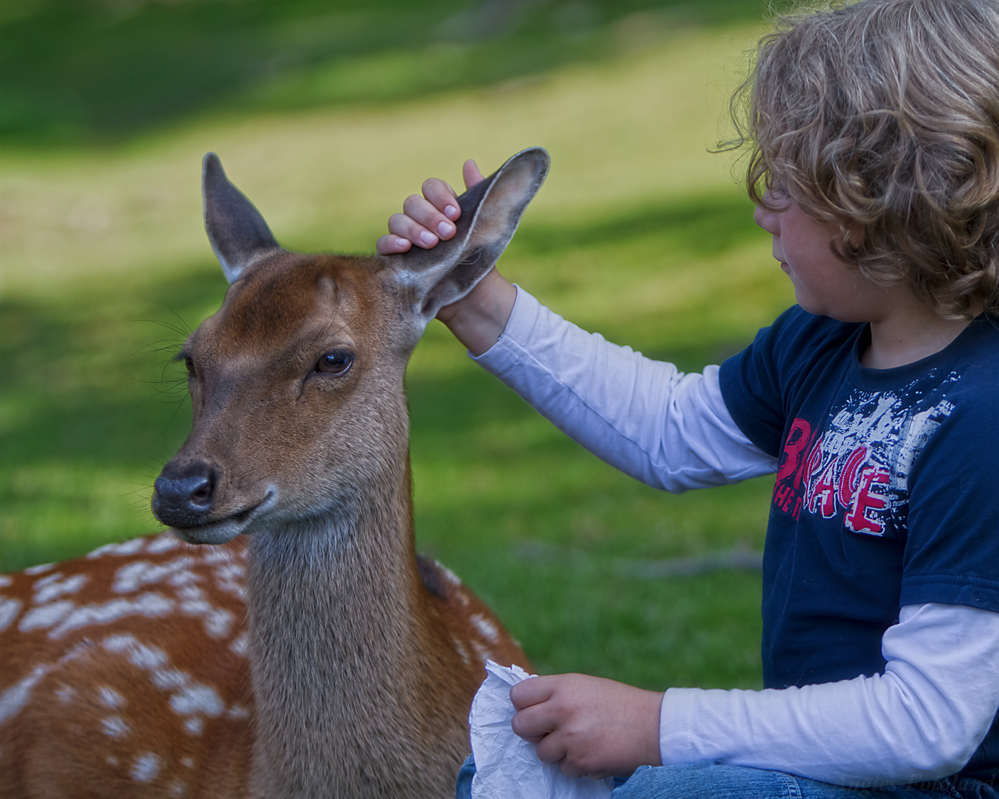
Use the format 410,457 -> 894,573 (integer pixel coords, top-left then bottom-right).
769,180 -> 789,200
765,179 -> 793,209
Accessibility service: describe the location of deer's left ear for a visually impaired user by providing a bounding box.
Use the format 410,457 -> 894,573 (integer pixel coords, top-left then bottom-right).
202,153 -> 284,284
391,147 -> 549,321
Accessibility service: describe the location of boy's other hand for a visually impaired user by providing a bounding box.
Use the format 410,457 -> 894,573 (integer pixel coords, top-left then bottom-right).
510,673 -> 664,780
376,159 -> 485,254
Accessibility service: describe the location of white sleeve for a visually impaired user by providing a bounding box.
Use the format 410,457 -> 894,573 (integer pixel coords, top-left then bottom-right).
472,288 -> 777,492
660,603 -> 999,787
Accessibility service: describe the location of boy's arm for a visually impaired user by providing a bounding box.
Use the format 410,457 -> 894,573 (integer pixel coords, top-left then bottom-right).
474,289 -> 776,491
508,603 -> 999,785
660,602 -> 999,786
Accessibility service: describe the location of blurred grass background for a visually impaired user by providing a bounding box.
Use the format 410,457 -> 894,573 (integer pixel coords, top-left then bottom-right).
0,0 -> 796,690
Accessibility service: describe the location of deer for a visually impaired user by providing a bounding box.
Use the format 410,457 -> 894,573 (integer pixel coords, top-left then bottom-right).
0,147 -> 550,798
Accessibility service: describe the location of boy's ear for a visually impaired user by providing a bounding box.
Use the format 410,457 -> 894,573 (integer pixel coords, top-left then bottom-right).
202,153 -> 283,284
391,147 -> 549,321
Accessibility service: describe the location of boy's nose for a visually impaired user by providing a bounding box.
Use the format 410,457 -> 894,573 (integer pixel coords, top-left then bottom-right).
753,203 -> 779,235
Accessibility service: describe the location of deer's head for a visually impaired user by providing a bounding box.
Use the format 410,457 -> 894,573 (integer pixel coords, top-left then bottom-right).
152,150 -> 548,545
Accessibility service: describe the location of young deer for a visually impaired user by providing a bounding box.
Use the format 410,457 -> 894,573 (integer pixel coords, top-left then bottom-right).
0,148 -> 548,798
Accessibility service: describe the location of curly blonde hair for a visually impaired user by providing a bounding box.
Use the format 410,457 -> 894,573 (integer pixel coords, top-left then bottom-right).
733,0 -> 999,317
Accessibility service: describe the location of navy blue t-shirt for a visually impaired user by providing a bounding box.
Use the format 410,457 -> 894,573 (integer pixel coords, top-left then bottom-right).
719,306 -> 999,779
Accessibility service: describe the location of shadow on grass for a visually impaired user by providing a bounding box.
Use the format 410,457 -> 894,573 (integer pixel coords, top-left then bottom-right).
1,0 -> 788,147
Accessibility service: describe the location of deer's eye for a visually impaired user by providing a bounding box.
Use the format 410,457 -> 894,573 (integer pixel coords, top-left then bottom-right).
315,350 -> 354,376
175,351 -> 196,378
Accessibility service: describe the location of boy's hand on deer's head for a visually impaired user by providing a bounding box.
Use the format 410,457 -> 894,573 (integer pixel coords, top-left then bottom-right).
376,159 -> 485,254
509,673 -> 664,781
377,158 -> 516,355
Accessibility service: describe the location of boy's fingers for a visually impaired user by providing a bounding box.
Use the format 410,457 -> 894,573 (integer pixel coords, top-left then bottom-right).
401,195 -> 457,244
421,178 -> 461,220
510,703 -> 556,743
388,222 -> 453,253
378,161 -> 483,254
509,675 -> 555,710
375,233 -> 413,255
533,733 -> 568,768
463,159 -> 485,190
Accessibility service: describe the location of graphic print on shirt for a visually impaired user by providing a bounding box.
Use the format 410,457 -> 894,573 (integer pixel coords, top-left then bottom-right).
772,370 -> 959,537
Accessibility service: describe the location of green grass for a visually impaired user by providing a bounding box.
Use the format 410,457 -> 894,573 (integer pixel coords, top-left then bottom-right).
0,0 -> 786,146
0,1 -> 796,691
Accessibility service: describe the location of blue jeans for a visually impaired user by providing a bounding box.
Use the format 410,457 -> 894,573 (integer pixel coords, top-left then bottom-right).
455,757 -> 998,799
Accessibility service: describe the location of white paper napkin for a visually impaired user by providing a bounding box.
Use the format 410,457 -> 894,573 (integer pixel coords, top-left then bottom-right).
469,661 -> 615,799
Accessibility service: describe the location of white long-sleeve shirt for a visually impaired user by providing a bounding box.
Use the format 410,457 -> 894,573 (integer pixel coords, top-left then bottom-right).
472,287 -> 999,787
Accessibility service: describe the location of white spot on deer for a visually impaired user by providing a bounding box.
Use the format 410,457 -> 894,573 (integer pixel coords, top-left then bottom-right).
167,570 -> 200,588
107,755 -> 119,767
152,668 -> 187,692
226,703 -> 250,720
472,614 -> 500,643
102,634 -> 226,737
0,597 -> 22,632
0,575 -> 13,588
20,600 -> 76,633
147,532 -> 182,554
216,563 -> 244,581
114,558 -> 196,594
87,538 -> 145,560
181,757 -> 194,769
229,631 -> 249,657
104,635 -> 168,670
131,752 -> 161,782
34,573 -> 88,604
0,640 -> 91,725
102,716 -> 130,739
214,562 -> 246,598
50,593 -> 174,638
470,639 -> 490,666
452,637 -> 471,666
202,548 -> 229,565
170,781 -> 187,797
0,668 -> 45,725
55,685 -> 75,704
23,562 -> 55,576
98,686 -> 126,710
170,684 -> 224,718
438,563 -> 462,586
175,585 -> 233,638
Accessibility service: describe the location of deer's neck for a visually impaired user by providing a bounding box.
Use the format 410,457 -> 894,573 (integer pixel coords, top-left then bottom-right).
245,464 -> 446,798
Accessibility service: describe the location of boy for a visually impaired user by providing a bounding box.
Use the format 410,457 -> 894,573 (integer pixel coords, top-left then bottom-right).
377,0 -> 999,795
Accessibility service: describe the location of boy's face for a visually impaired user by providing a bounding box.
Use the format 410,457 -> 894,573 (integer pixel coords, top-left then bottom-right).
753,192 -> 894,323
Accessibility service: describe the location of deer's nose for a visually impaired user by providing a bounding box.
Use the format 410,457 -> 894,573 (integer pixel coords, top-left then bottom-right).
152,461 -> 217,528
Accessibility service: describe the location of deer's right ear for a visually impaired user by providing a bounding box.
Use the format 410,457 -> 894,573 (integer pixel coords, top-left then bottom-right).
392,147 -> 549,323
202,153 -> 283,284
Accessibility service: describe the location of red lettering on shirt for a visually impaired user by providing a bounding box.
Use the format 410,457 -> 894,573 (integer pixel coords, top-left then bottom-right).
844,467 -> 890,535
776,418 -> 814,489
774,419 -> 892,535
